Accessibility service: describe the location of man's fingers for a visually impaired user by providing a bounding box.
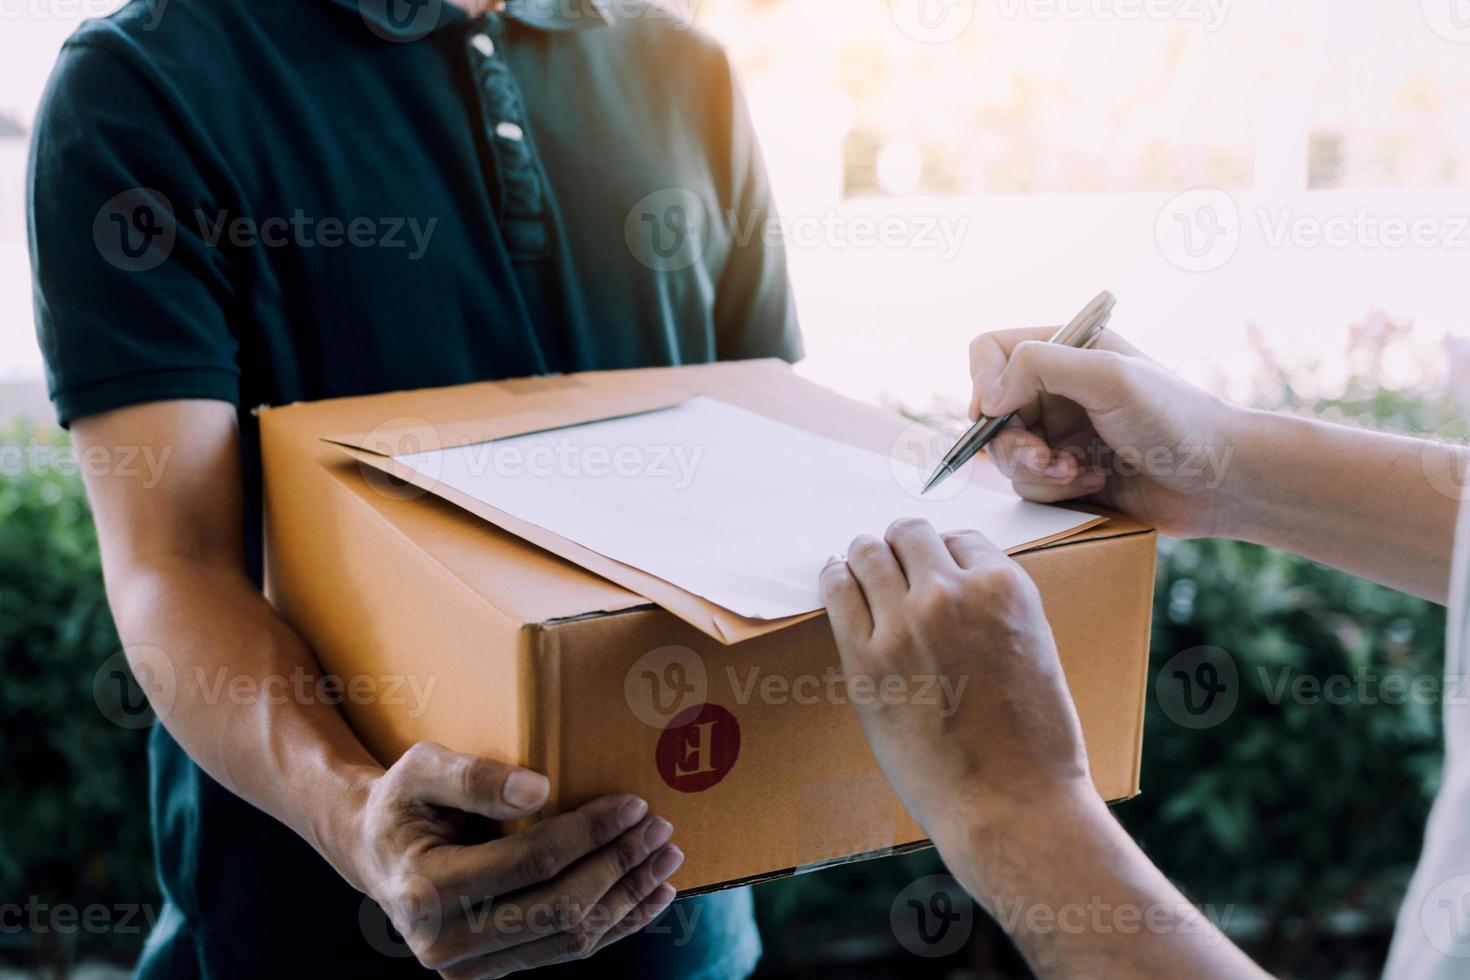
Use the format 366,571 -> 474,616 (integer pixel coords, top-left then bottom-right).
435,793 -> 649,900
941,529 -> 1005,570
591,883 -> 677,954
438,884 -> 678,980
883,518 -> 956,585
968,327 -> 1140,421
820,557 -> 874,639
396,742 -> 551,820
987,427 -> 1077,480
979,342 -> 1138,423
587,841 -> 684,938
844,534 -> 907,613
436,840 -> 682,980
1011,468 -> 1109,504
507,817 -> 679,946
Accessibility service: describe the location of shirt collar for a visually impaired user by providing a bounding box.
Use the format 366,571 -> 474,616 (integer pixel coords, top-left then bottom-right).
349,0 -> 611,42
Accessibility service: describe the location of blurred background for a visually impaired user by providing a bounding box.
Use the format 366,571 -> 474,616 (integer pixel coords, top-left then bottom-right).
3,0 -> 1470,977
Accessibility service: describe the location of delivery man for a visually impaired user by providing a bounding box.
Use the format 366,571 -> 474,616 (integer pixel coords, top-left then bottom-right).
29,0 -> 798,976
820,327 -> 1470,977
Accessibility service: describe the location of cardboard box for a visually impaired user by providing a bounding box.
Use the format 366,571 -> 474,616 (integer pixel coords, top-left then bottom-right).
258,359 -> 1155,894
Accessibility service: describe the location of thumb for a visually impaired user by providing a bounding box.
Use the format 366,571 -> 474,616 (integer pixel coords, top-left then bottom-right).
979,342 -> 1135,420
393,741 -> 550,820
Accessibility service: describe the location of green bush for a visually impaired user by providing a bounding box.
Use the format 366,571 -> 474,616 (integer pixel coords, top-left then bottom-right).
0,420 -> 159,972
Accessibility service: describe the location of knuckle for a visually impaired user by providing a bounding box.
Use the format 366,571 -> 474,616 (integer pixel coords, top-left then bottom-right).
394,877 -> 437,916
848,535 -> 886,563
884,516 -> 929,540
458,756 -> 501,801
554,894 -> 586,933
516,838 -> 562,883
559,924 -> 599,959
916,578 -> 965,616
1093,350 -> 1139,390
819,560 -> 850,583
588,806 -> 627,847
976,561 -> 1032,598
613,832 -> 646,876
415,947 -> 454,972
400,740 -> 440,771
1011,340 -> 1043,368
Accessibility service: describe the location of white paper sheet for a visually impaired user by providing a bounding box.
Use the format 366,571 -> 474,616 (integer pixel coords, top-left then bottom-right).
393,397 -> 1097,620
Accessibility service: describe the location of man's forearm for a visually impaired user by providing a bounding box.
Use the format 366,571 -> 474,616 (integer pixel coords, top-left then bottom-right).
931,792 -> 1268,980
110,555 -> 381,887
1221,408 -> 1465,604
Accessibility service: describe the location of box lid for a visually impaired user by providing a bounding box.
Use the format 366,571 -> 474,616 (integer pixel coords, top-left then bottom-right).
260,360 -> 1146,642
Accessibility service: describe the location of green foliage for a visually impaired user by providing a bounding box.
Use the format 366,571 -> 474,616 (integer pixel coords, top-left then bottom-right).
0,419 -> 158,967
1118,538 -> 1444,935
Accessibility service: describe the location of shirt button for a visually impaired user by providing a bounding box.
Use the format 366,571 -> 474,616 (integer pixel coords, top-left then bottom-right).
471,34 -> 494,57
495,121 -> 525,141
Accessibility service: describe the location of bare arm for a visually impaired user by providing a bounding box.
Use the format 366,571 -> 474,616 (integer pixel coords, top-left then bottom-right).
1221,410 -> 1462,604
76,400 -> 683,976
78,400 -> 381,875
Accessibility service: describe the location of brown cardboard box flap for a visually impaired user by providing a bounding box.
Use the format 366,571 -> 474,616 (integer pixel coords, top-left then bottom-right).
323,360 -> 1105,644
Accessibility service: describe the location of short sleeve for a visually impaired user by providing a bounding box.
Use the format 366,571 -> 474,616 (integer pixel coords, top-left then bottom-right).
28,34 -> 240,427
706,48 -> 804,364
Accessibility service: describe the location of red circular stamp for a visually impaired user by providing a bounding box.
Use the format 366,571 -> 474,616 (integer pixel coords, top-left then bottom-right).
655,702 -> 741,793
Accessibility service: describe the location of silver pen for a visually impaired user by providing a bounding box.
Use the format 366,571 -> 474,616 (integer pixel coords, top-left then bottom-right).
922,290 -> 1117,495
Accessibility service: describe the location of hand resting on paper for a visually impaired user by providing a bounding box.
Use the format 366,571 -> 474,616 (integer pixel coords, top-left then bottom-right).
818,518 -> 1269,979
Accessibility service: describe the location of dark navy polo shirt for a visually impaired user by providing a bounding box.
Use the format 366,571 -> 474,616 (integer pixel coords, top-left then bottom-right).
28,0 -> 799,975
